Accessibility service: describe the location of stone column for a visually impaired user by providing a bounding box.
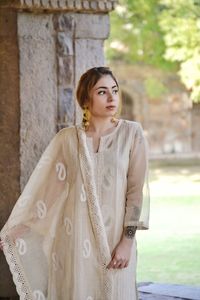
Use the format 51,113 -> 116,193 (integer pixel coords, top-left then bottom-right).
0,1 -> 117,297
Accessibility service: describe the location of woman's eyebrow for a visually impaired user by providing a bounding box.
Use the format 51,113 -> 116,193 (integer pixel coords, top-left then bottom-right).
95,85 -> 118,90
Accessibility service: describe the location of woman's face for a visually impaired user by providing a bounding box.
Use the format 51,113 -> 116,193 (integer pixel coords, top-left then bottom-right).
88,75 -> 120,119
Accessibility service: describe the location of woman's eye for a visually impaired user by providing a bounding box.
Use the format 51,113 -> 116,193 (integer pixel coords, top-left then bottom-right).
98,91 -> 105,95
113,89 -> 118,94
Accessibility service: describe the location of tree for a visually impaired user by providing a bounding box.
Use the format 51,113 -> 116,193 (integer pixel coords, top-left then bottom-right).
105,0 -> 176,70
158,0 -> 200,102
106,0 -> 200,102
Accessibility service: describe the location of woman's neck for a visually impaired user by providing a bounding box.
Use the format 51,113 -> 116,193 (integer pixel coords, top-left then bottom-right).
86,116 -> 119,136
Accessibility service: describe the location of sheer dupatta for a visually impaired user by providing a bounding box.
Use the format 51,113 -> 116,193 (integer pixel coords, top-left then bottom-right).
0,129 -> 70,299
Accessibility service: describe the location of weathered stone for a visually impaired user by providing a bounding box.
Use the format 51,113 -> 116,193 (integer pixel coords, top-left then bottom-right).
82,0 -> 90,10
57,32 -> 73,56
75,38 -> 105,83
66,0 -> 74,9
18,13 -> 57,188
98,1 -> 106,10
53,14 -> 74,32
58,0 -> 66,9
74,38 -> 105,123
24,0 -> 32,7
90,1 -> 98,10
17,13 -> 54,38
58,56 -> 74,86
41,0 -> 50,8
58,87 -> 75,125
74,0 -> 82,9
0,0 -> 118,12
0,9 -> 20,298
106,1 -> 112,10
75,14 -> 110,39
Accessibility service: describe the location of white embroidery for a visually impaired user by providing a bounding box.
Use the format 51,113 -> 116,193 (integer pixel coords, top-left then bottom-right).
33,290 -> 46,300
36,155 -> 52,170
18,195 -> 31,208
80,183 -> 86,202
83,239 -> 91,258
56,162 -> 66,181
64,217 -> 72,235
52,252 -> 59,271
15,238 -> 27,255
86,297 -> 93,300
36,200 -> 47,219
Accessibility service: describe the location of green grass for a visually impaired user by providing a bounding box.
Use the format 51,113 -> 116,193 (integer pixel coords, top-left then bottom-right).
136,162 -> 200,286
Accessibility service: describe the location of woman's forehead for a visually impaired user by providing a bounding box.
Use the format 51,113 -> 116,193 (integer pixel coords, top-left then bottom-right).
93,75 -> 117,89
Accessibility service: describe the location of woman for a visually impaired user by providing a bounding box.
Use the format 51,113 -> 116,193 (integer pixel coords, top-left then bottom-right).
0,67 -> 150,300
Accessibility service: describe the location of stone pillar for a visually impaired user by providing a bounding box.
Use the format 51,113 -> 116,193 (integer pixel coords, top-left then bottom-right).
0,1 -> 117,297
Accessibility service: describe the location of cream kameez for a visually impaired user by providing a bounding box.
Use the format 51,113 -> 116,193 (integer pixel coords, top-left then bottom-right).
0,119 -> 150,300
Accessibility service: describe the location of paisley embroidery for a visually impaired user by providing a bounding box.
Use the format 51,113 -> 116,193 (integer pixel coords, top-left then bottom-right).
83,239 -> 91,258
80,183 -> 87,202
36,200 -> 47,219
64,217 -> 73,235
15,238 -> 27,255
56,162 -> 66,181
52,252 -> 59,271
33,290 -> 46,300
17,195 -> 31,208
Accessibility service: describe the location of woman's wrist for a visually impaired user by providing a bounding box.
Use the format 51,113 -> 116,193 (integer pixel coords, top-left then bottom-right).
122,226 -> 137,243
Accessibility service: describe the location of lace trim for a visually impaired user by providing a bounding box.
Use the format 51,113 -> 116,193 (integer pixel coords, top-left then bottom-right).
76,127 -> 113,300
0,232 -> 33,300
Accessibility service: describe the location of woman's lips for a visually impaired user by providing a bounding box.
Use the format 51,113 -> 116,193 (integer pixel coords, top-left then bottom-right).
106,106 -> 116,110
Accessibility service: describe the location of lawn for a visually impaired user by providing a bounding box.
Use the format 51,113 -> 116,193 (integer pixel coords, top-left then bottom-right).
136,160 -> 200,286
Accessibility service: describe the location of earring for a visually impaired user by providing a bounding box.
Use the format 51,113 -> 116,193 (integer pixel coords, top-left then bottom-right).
111,112 -> 119,125
82,105 -> 90,130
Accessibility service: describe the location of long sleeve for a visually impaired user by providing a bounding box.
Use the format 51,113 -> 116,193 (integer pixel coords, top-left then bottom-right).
124,123 -> 150,230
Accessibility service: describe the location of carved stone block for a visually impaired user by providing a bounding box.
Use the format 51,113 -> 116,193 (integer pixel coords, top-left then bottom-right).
75,14 -> 110,39
58,56 -> 74,86
57,33 -> 73,56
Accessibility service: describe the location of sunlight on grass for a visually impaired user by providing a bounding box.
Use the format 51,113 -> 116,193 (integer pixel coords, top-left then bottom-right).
137,161 -> 200,286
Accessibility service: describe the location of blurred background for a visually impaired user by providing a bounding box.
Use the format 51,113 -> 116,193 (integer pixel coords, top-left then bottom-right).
0,0 -> 200,298
105,0 -> 200,287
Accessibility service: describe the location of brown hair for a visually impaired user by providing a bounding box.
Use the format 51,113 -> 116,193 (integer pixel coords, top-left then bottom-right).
76,66 -> 119,109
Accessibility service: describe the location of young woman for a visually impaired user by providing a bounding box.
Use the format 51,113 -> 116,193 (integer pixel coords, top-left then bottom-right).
0,67 -> 150,300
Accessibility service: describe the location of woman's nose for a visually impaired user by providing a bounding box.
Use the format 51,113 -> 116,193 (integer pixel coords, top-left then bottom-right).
107,91 -> 114,102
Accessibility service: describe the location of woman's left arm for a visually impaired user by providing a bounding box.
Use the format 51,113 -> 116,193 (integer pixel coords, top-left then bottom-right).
107,123 -> 148,269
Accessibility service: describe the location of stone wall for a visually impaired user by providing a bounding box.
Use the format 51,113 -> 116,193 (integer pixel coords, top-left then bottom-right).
0,10 -> 21,297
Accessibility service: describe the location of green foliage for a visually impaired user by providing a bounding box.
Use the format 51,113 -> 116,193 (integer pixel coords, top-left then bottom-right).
105,0 -> 176,70
158,0 -> 200,102
106,0 -> 200,102
144,77 -> 168,99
